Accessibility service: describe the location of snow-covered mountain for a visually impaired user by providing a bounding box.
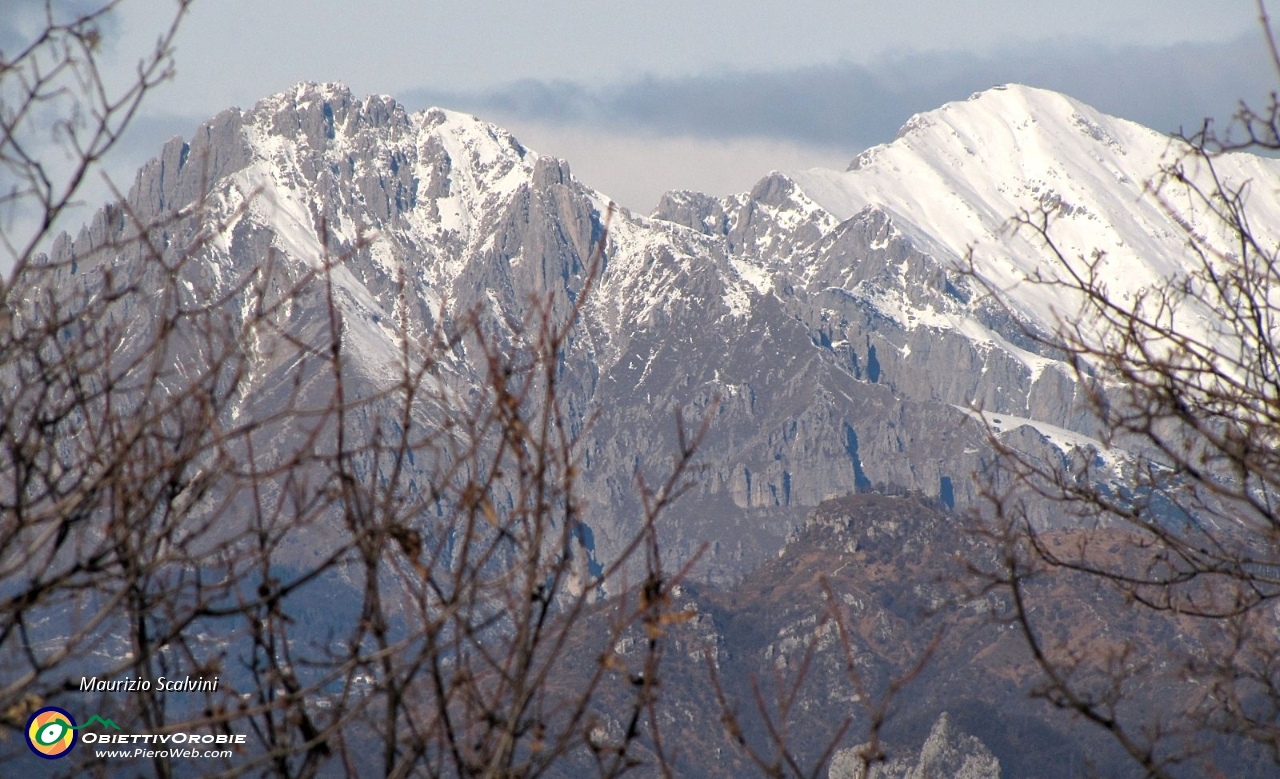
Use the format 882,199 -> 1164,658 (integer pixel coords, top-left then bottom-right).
47,82 -> 1279,579
789,84 -> 1280,359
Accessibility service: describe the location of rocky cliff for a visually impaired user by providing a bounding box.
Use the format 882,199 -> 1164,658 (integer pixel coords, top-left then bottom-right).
43,81 -> 1280,580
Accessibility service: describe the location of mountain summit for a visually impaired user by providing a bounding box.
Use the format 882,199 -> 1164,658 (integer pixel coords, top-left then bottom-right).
48,81 -> 1279,578
791,84 -> 1280,340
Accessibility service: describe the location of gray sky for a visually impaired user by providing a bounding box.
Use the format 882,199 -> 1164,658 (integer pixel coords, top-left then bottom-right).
20,1 -> 1280,220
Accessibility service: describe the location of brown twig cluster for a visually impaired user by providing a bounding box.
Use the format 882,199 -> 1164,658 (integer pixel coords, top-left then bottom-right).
966,3 -> 1280,775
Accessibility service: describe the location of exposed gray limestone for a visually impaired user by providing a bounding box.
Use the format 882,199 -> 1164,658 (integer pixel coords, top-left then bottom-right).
45,82 -> 1128,581
128,108 -> 253,219
829,712 -> 1001,779
652,190 -> 729,236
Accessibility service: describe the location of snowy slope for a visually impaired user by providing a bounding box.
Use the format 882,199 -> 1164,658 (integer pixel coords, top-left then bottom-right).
788,84 -> 1280,355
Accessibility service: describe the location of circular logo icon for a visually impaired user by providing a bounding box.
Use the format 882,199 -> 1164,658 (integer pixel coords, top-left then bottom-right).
26,707 -> 77,759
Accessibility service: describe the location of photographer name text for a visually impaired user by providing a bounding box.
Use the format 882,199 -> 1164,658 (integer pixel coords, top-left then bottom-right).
80,676 -> 219,693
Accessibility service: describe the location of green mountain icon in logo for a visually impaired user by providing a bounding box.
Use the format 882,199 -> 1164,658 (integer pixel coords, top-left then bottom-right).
71,715 -> 121,731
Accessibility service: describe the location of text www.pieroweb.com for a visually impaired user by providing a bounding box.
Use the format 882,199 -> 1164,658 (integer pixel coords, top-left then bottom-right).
95,747 -> 235,759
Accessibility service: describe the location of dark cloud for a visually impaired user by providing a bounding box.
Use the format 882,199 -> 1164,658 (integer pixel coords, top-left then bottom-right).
403,33 -> 1278,153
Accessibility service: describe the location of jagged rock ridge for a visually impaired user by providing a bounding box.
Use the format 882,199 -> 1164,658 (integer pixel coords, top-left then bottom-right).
48,81 -> 1280,578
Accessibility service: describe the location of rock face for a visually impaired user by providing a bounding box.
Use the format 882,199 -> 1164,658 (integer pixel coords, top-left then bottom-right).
829,713 -> 1002,779
563,490 -> 1266,778
910,714 -> 1001,779
44,81 -> 1280,580
571,491 -> 1268,778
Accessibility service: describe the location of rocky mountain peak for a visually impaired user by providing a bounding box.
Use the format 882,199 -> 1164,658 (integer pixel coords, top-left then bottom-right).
249,81 -> 412,146
57,81 -> 1280,582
